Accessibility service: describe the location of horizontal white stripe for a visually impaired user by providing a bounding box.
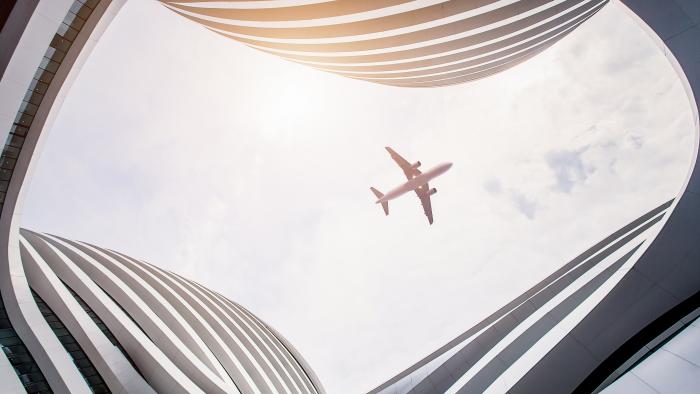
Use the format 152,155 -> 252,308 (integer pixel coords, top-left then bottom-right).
269,0 -> 602,69
229,0 -> 592,59
383,50 -> 538,86
167,0 -> 334,10
166,0 -> 451,27
323,20 -> 580,79
184,0 -> 526,43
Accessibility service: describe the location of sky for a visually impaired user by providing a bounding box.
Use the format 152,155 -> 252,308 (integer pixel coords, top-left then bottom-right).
21,0 -> 695,392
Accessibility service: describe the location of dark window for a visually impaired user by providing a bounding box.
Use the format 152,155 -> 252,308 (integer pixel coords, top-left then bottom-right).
31,289 -> 110,393
0,290 -> 52,393
0,0 -> 100,228
0,0 -> 17,34
64,283 -> 147,380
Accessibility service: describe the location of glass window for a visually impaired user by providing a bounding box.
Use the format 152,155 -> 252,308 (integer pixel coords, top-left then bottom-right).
31,289 -> 111,393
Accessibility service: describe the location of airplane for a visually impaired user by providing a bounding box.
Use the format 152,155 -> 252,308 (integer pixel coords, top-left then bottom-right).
371,147 -> 452,225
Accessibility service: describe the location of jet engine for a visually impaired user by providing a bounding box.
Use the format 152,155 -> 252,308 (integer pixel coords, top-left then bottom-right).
412,161 -> 421,169
429,188 -> 437,195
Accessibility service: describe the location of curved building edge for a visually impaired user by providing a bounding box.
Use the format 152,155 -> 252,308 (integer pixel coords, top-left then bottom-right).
511,1 -> 700,391
0,1 -> 324,393
370,1 -> 700,392
158,0 -> 610,88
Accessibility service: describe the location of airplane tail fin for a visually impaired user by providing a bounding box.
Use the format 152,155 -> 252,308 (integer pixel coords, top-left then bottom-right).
370,187 -> 389,216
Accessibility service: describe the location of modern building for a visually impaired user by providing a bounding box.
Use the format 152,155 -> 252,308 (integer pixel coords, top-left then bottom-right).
1,0 -> 699,393
369,199 -> 700,393
159,0 -> 609,87
4,229 -> 323,394
0,1 -> 324,393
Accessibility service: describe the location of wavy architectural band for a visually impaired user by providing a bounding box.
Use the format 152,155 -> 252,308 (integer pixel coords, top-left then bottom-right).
371,200 -> 673,393
12,229 -> 322,394
159,0 -> 608,87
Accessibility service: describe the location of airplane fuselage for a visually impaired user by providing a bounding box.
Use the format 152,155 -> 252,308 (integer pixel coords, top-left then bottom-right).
376,162 -> 452,203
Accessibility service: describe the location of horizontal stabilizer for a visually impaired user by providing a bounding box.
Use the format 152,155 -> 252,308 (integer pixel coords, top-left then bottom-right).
380,201 -> 389,216
370,187 -> 389,216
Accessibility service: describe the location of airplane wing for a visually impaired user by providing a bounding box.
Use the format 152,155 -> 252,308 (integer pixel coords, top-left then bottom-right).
386,146 -> 421,180
415,183 -> 434,225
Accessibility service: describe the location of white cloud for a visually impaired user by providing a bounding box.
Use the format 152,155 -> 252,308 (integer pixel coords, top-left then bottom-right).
510,190 -> 538,219
545,145 -> 593,193
483,178 -> 503,195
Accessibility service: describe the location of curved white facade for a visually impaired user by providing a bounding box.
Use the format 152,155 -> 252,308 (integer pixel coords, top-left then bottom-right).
10,228 -> 323,394
0,2 -> 324,393
159,0 -> 608,87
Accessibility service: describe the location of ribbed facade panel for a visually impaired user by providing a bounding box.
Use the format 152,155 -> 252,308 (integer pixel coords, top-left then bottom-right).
19,236 -> 151,394
13,229 -> 323,394
371,201 -> 672,393
159,0 -> 608,87
0,287 -> 49,393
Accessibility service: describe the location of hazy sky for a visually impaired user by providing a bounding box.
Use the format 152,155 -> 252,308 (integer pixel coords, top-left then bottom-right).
22,1 -> 694,392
